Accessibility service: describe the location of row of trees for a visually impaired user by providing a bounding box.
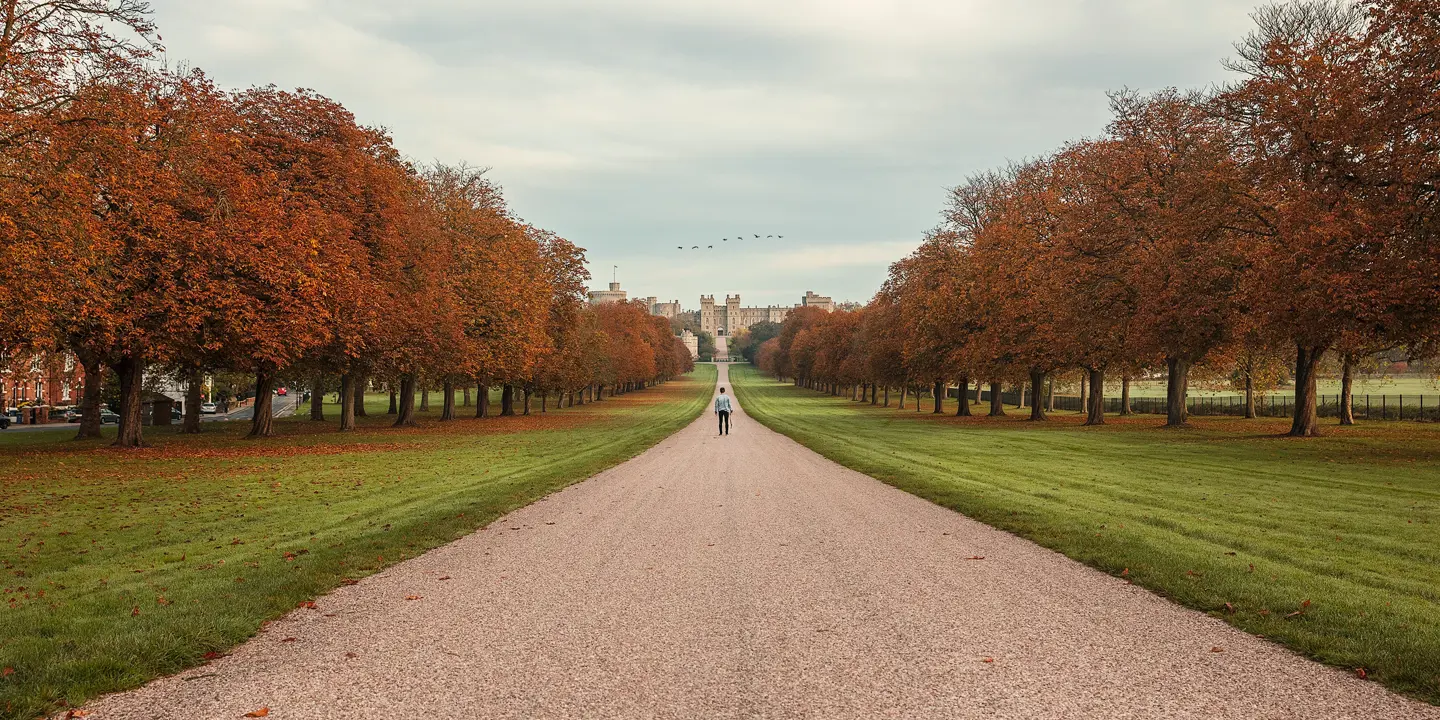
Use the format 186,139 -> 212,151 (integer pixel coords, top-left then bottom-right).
0,1 -> 692,446
759,0 -> 1440,437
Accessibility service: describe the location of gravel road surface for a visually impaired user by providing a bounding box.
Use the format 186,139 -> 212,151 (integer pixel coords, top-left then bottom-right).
82,365 -> 1440,719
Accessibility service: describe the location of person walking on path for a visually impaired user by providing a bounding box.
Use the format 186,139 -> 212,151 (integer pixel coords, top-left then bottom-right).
715,387 -> 733,436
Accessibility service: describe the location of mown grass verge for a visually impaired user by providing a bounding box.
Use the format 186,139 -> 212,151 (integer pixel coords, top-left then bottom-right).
0,366 -> 715,720
729,364 -> 1440,705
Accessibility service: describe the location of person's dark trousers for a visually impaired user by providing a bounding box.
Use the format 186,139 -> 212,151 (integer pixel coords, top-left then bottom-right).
718,410 -> 731,435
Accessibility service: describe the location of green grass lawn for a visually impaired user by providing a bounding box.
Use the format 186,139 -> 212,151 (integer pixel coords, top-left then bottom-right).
0,367 -> 715,720
729,364 -> 1440,705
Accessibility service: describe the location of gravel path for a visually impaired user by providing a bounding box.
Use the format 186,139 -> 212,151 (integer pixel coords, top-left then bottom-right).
83,366 -> 1439,719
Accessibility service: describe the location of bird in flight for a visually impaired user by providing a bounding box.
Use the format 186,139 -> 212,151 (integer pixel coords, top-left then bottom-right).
707,245 -> 714,249
753,234 -> 760,239
692,246 -> 699,250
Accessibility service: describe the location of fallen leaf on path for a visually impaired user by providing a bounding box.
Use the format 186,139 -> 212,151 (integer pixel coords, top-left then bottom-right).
1121,568 -> 1129,577
437,576 -> 451,581
243,709 -> 270,718
281,637 -> 297,643
982,658 -> 995,663
203,651 -> 224,661
345,652 -> 358,659
405,595 -> 423,601
964,556 -> 985,561
341,578 -> 358,586
1211,647 -> 1224,653
297,601 -> 316,609
1356,668 -> 1367,679
65,711 -> 89,718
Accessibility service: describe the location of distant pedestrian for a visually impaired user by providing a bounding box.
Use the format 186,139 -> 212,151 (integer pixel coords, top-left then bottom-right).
715,387 -> 732,436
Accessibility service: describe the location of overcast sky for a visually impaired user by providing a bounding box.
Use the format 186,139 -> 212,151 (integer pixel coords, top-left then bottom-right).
149,0 -> 1263,309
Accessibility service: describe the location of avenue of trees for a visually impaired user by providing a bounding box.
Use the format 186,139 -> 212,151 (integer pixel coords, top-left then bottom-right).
0,1 -> 693,447
759,0 -> 1440,437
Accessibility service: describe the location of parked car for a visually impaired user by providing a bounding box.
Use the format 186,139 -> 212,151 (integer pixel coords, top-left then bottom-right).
0,415 -> 9,430
201,402 -> 217,414
100,409 -> 120,424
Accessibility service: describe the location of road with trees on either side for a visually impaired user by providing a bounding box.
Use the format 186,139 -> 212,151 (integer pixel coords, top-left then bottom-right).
80,365 -> 1438,720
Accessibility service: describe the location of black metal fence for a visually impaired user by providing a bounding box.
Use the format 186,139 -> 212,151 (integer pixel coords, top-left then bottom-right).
946,387 -> 1440,421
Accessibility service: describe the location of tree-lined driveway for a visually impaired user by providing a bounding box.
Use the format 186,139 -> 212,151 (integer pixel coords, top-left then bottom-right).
82,365 -> 1439,719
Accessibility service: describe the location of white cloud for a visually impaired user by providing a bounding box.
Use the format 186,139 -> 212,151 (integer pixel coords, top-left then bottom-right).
148,0 -> 1263,307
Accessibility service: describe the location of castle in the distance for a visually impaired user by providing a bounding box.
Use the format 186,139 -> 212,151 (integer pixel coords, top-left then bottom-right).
700,292 -> 835,337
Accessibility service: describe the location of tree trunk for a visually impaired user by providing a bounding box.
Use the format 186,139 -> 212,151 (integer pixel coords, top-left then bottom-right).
542,392 -> 548,413
1290,344 -> 1326,437
988,381 -> 1006,417
1165,356 -> 1191,428
1029,369 -> 1048,422
1120,375 -> 1133,416
933,380 -> 945,414
1339,355 -> 1356,426
899,383 -> 907,410
388,386 -> 397,415
441,381 -> 456,421
1079,371 -> 1088,415
463,386 -> 471,407
310,373 -> 326,421
884,386 -> 890,407
477,383 -> 490,418
394,376 -> 418,427
420,387 -> 430,412
183,369 -> 203,434
1085,368 -> 1106,426
1046,376 -> 1056,413
339,373 -> 356,431
354,377 -> 367,417
501,384 -> 516,416
75,356 -> 105,440
524,388 -> 532,415
249,371 -> 276,438
113,357 -> 146,448
1244,371 -> 1257,419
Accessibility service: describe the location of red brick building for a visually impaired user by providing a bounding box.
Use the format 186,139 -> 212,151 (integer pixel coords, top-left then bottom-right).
1,351 -> 86,409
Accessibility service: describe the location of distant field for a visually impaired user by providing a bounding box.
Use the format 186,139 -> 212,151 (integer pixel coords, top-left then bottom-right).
1066,376 -> 1440,399
0,367 -> 715,720
731,364 -> 1440,705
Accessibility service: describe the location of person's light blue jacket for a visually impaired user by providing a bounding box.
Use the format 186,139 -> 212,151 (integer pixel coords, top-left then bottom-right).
715,395 -> 733,413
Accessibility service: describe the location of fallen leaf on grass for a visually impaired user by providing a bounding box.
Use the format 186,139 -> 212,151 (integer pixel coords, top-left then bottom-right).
341,578 -> 359,586
203,651 -> 224,661
1120,568 -> 1129,577
1,667 -> 13,677
1356,668 -> 1367,679
1224,603 -> 1236,614
297,601 -> 316,609
243,709 -> 270,718
131,606 -> 140,617
405,595 -> 423,601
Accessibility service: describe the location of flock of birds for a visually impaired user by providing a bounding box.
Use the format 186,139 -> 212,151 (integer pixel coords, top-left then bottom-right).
680,234 -> 783,250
